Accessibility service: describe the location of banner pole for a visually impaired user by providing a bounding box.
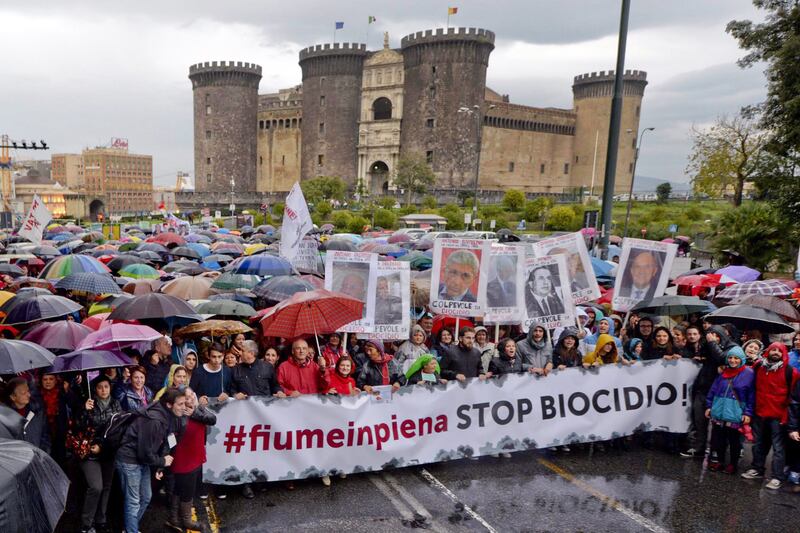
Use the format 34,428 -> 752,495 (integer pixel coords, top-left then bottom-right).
494,323 -> 500,344
343,332 -> 348,357
455,317 -> 460,342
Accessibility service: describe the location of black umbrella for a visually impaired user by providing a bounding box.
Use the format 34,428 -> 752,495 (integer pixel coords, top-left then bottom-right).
107,254 -> 147,273
0,340 -> 56,374
54,272 -> 121,295
171,246 -> 201,260
136,250 -> 163,262
253,275 -> 314,302
137,242 -> 170,254
322,240 -> 357,252
2,295 -> 83,326
108,293 -> 202,323
676,266 -> 717,278
0,264 -> 24,278
704,304 -> 794,334
164,260 -> 201,273
631,295 -> 716,316
0,436 -> 70,533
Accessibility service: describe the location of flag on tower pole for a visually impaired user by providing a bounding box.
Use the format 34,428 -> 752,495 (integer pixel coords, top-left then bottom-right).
447,7 -> 458,28
368,16 -> 376,24
334,21 -> 344,43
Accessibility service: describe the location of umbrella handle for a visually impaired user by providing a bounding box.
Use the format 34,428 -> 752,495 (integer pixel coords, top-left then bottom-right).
86,371 -> 92,400
311,303 -> 323,360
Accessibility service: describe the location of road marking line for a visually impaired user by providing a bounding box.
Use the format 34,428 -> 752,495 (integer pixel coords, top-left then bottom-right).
369,473 -> 416,520
381,472 -> 449,533
419,468 -> 498,533
537,457 -> 669,533
203,494 -> 221,533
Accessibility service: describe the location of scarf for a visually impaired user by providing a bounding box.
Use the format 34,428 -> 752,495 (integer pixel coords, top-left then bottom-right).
721,365 -> 746,379
96,396 -> 111,411
41,387 -> 60,431
378,356 -> 390,385
763,357 -> 784,373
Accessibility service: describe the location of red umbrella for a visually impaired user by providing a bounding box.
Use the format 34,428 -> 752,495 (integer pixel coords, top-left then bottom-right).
258,289 -> 363,338
148,232 -> 186,247
674,273 -> 737,288
431,315 -> 474,336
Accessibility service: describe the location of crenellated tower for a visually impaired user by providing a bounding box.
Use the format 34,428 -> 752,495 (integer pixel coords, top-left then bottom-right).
400,27 -> 495,188
571,69 -> 648,193
189,61 -> 262,193
299,42 -> 367,186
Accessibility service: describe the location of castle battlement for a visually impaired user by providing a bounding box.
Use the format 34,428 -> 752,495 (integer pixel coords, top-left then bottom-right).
299,42 -> 367,61
189,61 -> 263,76
572,69 -> 648,84
400,27 -> 496,48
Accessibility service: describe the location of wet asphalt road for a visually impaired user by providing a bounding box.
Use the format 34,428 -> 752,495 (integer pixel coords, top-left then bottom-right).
136,441 -> 800,533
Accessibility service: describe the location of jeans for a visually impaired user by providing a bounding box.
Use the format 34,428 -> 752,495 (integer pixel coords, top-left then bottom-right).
687,391 -> 709,451
115,461 -> 152,533
80,458 -> 114,528
751,416 -> 787,480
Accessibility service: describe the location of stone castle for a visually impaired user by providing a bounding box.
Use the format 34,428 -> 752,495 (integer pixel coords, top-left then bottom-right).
188,27 -> 647,205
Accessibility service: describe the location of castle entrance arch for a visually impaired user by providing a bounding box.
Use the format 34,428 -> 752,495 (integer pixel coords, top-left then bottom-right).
89,199 -> 105,222
369,161 -> 389,195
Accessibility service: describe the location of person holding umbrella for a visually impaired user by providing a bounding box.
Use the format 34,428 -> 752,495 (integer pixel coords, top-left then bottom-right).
78,375 -> 121,533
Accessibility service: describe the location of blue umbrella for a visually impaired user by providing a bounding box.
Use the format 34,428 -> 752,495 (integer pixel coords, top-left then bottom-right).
590,256 -> 615,278
0,340 -> 55,373
185,243 -> 211,258
233,255 -> 293,277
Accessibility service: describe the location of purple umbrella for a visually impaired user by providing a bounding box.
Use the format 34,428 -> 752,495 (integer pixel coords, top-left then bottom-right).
49,349 -> 134,398
715,265 -> 761,283
77,323 -> 162,351
22,321 -> 93,352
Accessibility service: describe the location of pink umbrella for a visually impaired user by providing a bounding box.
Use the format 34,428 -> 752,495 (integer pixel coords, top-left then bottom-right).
23,320 -> 93,351
77,323 -> 162,350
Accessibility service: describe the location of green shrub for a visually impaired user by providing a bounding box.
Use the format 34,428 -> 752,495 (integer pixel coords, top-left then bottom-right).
523,198 -> 552,223
438,204 -> 465,230
422,195 -> 438,209
331,211 -> 353,230
545,206 -> 579,231
373,208 -> 397,229
377,197 -> 396,210
348,215 -> 370,234
315,201 -> 332,219
502,190 -> 526,211
711,202 -> 790,271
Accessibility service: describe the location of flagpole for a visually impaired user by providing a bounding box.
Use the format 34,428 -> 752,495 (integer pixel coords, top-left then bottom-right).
447,12 -> 450,29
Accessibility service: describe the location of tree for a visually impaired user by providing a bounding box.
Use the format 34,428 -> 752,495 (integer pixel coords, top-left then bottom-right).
710,202 -> 790,271
373,208 -> 397,229
686,114 -> 770,206
545,206 -> 579,231
656,182 -> 672,203
502,189 -> 526,211
421,195 -> 438,209
300,176 -> 347,206
523,198 -> 552,224
394,154 -> 436,207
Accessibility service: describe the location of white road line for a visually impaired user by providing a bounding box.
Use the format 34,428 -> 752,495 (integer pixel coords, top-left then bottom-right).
380,472 -> 449,533
419,468 -> 498,533
368,473 -> 415,520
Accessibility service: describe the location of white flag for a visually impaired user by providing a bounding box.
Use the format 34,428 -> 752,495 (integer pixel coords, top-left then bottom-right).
18,194 -> 52,246
279,182 -> 313,262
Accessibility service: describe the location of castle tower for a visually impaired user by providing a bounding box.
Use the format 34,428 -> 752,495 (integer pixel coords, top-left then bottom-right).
189,61 -> 262,193
400,28 -> 495,188
299,43 -> 367,186
571,70 -> 648,194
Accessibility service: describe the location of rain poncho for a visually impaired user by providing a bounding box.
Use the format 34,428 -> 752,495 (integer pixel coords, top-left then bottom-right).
405,354 -> 441,384
154,364 -> 186,401
583,334 -> 619,366
583,317 -> 622,354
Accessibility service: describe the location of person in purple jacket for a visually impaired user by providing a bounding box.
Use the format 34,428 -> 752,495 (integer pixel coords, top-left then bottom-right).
705,346 -> 755,474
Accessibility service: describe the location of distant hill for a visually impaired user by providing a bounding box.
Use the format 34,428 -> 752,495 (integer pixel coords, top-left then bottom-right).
633,175 -> 691,193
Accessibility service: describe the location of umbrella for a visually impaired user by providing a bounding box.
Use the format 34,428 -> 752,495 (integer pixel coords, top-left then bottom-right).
211,272 -> 262,291
253,276 -> 315,302
108,293 -> 202,323
431,315 -> 475,336
119,264 -> 160,280
716,280 -> 794,299
169,263 -> 209,276
54,272 -> 121,295
88,293 -> 134,315
137,242 -> 170,254
2,295 -> 82,326
323,240 -> 358,252
630,295 -> 716,316
590,256 -> 615,278
185,234 -> 212,244
704,304 -> 794,334
210,242 -> 244,256
107,254 -> 147,273
38,255 -> 110,279
674,273 -> 737,288
8,277 -> 54,291
184,243 -> 211,258
122,279 -> 161,295
160,276 -> 214,300
30,245 -> 62,259
176,319 -> 253,338
0,340 -> 55,373
82,313 -> 125,331
0,292 -> 14,308
258,289 -> 364,338
49,349 -> 134,374
0,264 -> 24,277
715,265 -> 761,283
22,321 -> 93,352
77,323 -> 162,350
0,438 -> 70,533
729,294 -> 800,322
299,274 -> 325,289
208,293 -> 254,305
232,255 -> 292,277
148,232 -> 186,247
203,254 -> 234,265
387,233 -> 412,244
136,250 -> 164,262
194,299 -> 256,318
170,246 -> 201,260
244,243 -> 268,256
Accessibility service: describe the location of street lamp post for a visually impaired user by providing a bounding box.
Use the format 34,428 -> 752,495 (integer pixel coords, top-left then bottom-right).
458,103 -> 494,229
229,178 -> 236,218
622,127 -> 654,238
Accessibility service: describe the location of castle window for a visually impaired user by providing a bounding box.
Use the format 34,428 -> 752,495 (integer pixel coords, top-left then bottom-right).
564,163 -> 570,174
282,155 -> 285,165
279,119 -> 284,128
636,105 -> 640,117
285,120 -> 290,128
373,97 -> 392,120
205,105 -> 211,115
431,66 -> 436,74
205,130 -> 212,139
317,154 -> 324,166
426,151 -> 433,164
540,163 -> 545,174
632,138 -> 636,149
320,95 -> 325,106
376,71 -> 382,84
265,121 -> 270,130
426,118 -> 435,128
508,162 -> 515,172
259,156 -> 263,166
206,173 -> 212,184
575,155 -> 579,163
292,118 -> 297,127
629,162 -> 634,174
259,120 -> 264,129
319,122 -> 325,134
206,157 -> 212,165
429,85 -> 436,98
320,77 -> 325,88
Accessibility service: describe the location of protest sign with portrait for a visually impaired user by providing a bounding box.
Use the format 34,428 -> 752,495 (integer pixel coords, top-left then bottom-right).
522,254 -> 576,331
429,238 -> 491,317
324,251 -> 378,333
612,238 -> 678,312
374,261 -> 410,339
532,231 -> 600,305
483,244 -> 525,325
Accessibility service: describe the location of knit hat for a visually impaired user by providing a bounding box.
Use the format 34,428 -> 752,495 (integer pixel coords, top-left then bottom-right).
725,346 -> 746,368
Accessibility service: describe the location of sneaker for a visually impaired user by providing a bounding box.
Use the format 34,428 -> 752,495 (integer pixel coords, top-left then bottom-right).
199,493 -> 208,500
321,475 -> 331,486
679,448 -> 698,458
560,445 -> 571,453
765,478 -> 782,490
741,469 -> 763,480
216,491 -> 227,500
501,452 -> 512,459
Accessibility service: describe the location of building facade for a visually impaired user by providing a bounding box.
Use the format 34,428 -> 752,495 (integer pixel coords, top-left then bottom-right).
190,27 -> 647,203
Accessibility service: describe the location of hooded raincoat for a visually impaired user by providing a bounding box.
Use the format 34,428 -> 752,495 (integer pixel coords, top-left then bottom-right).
583,334 -> 620,366
515,323 -> 553,372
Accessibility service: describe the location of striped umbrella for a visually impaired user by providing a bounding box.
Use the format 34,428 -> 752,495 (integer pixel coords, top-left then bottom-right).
55,272 -> 122,295
39,255 -> 111,279
258,289 -> 363,338
716,280 -> 794,299
119,264 -> 160,280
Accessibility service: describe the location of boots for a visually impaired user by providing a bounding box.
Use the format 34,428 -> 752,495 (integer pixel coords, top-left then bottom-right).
180,500 -> 202,531
166,495 -> 182,531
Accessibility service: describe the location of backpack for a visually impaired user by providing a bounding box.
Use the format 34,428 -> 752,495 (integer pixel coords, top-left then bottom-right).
97,411 -> 138,456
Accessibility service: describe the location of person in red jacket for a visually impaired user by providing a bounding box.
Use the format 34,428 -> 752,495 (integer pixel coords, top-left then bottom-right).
276,339 -> 328,396
325,356 -> 358,396
741,342 -> 799,490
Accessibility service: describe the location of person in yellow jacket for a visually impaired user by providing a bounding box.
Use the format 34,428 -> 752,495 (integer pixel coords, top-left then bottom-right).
583,334 -> 630,368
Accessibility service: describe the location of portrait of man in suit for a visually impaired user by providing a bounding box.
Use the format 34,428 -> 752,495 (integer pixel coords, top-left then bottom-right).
437,249 -> 479,302
548,246 -> 588,293
375,274 -> 403,324
335,264 -> 370,318
618,249 -> 664,301
486,255 -> 517,308
525,265 -> 565,318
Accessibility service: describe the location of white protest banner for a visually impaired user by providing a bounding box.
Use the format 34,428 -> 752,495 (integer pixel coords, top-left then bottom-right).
279,182 -> 313,262
522,254 -> 576,331
324,251 -> 377,333
292,237 -> 321,274
429,238 -> 491,317
613,238 -> 678,312
374,261 -> 410,340
532,231 -> 601,305
483,244 -> 525,325
203,360 -> 699,484
18,194 -> 52,246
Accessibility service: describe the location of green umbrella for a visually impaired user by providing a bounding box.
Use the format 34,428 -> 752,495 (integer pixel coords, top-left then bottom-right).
119,264 -> 160,280
194,299 -> 256,318
211,272 -> 261,291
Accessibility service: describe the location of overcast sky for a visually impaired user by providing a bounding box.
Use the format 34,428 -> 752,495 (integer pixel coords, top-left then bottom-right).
1,0 -> 766,187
